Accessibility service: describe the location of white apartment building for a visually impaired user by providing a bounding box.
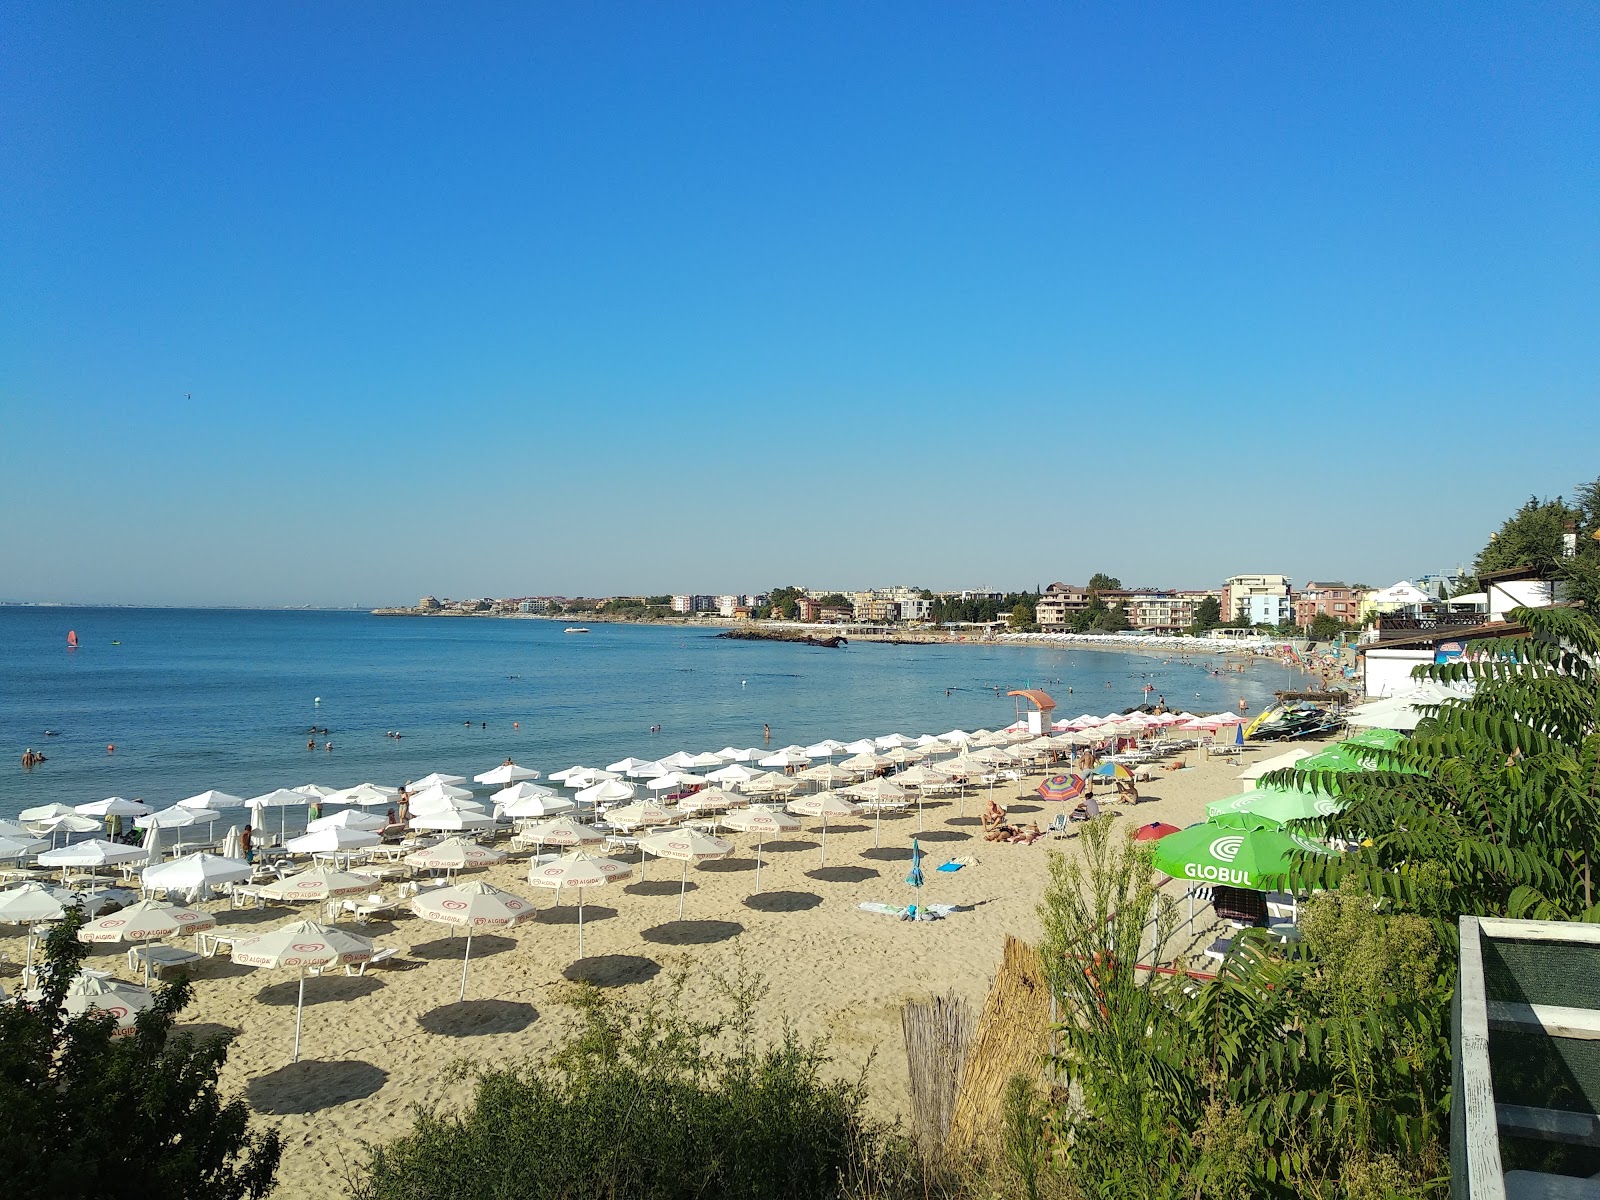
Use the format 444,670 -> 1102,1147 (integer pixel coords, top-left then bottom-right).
1221,574 -> 1292,626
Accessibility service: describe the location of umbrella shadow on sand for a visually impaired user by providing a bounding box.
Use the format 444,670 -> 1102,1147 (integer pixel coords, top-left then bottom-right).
743,890 -> 821,914
805,865 -> 880,884
860,846 -> 914,862
247,1059 -> 389,1115
624,880 -> 690,898
171,1022 -> 240,1045
562,955 -> 661,987
417,999 -> 539,1038
761,839 -> 819,854
1008,803 -> 1042,815
539,904 -> 618,926
255,976 -> 383,1007
409,934 -> 516,961
944,816 -> 983,827
912,829 -> 972,843
640,920 -> 743,946
186,957 -> 257,981
697,856 -> 757,874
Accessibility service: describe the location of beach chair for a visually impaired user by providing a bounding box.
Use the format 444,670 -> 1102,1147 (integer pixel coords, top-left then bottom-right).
346,947 -> 399,976
129,944 -> 203,978
1202,935 -> 1234,965
344,893 -> 398,923
1046,813 -> 1070,838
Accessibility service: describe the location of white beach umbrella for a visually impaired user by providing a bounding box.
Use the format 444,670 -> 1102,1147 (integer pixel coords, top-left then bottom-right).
31,812 -> 103,842
410,773 -> 468,791
873,733 -> 914,749
142,852 -> 251,895
844,776 -> 911,841
49,973 -> 154,1037
284,827 -> 382,859
645,772 -> 704,793
0,834 -> 49,859
658,751 -> 700,771
721,747 -> 769,763
140,823 -> 164,868
75,797 -> 151,819
797,763 -> 856,788
685,752 -> 725,769
411,880 -> 538,1000
546,765 -> 587,782
722,804 -> 801,890
639,827 -> 734,919
882,746 -> 924,766
78,898 -> 216,982
894,764 -> 952,788
259,868 -> 372,904
231,919 -> 374,1062
786,792 -> 860,866
676,787 -> 745,815
291,783 -> 338,800
842,739 -> 878,755
804,739 -> 848,758
327,783 -> 401,807
938,729 -> 973,745
179,790 -> 248,811
606,757 -> 656,774
626,760 -> 671,780
408,810 -> 496,832
525,851 -> 631,958
706,763 -> 762,785
20,803 -> 77,822
840,751 -> 886,773
0,882 -> 69,968
575,779 -> 637,807
605,800 -> 678,840
912,734 -> 945,748
0,819 -> 32,839
306,809 -> 387,832
38,839 -> 148,873
249,788 -> 311,839
408,784 -> 476,810
492,781 -> 560,806
518,816 -> 605,857
473,762 -> 541,786
135,805 -> 220,829
741,772 -> 799,797
404,836 -> 505,874
557,767 -> 622,789
1237,748 -> 1316,785
499,792 -> 576,820
759,748 -> 811,769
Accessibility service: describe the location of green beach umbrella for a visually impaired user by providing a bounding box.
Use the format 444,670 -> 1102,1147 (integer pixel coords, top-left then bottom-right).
1297,745 -> 1369,774
1206,785 -> 1342,826
1341,728 -> 1406,751
1152,814 -> 1332,890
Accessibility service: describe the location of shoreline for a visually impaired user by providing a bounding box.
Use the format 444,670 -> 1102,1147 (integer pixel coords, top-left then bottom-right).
371,610 -> 1309,658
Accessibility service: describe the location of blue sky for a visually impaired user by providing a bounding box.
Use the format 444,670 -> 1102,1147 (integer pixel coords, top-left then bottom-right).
3,3 -> 1596,606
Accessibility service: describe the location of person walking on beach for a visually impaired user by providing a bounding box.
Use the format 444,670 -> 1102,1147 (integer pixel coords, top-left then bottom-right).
240,824 -> 254,865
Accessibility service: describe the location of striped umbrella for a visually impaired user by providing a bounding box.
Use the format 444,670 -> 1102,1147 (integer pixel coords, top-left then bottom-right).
1036,773 -> 1087,802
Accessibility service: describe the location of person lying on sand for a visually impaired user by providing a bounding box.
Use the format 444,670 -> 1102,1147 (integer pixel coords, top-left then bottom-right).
1007,821 -> 1045,845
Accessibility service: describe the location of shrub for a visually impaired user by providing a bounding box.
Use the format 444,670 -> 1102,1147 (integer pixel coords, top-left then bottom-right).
353,963 -> 932,1200
0,910 -> 280,1200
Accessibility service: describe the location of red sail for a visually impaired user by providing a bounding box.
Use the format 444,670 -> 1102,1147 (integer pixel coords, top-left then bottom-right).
67,629 -> 79,648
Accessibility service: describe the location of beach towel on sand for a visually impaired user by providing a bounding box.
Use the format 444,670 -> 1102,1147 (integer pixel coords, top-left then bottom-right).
859,902 -> 961,920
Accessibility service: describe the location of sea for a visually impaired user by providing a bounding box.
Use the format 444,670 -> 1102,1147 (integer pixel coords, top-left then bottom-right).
0,608 -> 1306,823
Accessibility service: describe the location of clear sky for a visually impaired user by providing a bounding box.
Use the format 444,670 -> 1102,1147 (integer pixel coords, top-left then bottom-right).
3,3 -> 1596,606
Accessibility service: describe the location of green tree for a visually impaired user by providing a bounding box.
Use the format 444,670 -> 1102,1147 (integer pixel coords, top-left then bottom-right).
1308,612 -> 1348,640
1086,573 -> 1122,593
0,912 -> 281,1199
1187,595 -> 1222,633
1009,602 -> 1034,630
762,586 -> 805,621
816,593 -> 852,608
1473,494 -> 1576,577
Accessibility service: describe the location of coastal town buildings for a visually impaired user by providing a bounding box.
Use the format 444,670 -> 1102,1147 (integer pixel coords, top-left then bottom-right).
1221,573 -> 1293,626
1293,582 -> 1364,628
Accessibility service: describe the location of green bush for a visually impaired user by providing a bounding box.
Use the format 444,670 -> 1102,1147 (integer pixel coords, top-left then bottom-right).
353,965 -> 932,1200
0,910 -> 280,1200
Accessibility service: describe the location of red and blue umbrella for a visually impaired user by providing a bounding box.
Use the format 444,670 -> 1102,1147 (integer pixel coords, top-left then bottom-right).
1036,773 -> 1087,802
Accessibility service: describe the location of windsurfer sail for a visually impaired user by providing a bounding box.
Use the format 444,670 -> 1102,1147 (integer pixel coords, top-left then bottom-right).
66,630 -> 78,649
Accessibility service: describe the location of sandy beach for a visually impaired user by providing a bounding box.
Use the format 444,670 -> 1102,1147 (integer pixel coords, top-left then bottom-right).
9,737 -> 1329,1198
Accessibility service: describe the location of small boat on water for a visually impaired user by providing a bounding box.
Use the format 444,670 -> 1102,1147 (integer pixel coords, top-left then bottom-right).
563,626 -> 591,634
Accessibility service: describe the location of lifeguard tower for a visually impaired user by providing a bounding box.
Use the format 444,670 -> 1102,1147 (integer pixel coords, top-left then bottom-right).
1007,689 -> 1057,736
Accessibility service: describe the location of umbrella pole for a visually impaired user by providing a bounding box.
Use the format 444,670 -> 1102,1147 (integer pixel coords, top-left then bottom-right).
874,805 -> 882,848
459,933 -> 472,1003
820,818 -> 827,867
679,859 -> 688,921
754,836 -> 764,892
292,969 -> 306,1064
576,890 -> 585,959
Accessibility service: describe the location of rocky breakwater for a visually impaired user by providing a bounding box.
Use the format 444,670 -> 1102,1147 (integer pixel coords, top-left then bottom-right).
717,628 -> 848,648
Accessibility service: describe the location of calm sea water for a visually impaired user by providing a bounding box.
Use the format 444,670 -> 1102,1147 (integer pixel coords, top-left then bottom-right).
0,609 -> 1303,820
